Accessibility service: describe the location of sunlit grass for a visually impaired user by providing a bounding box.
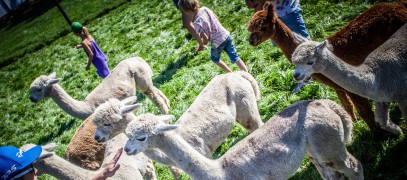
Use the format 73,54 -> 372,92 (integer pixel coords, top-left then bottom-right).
1,0 -> 406,179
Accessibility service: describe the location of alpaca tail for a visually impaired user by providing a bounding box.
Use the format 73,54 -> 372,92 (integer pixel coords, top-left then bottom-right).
236,71 -> 261,101
326,100 -> 354,143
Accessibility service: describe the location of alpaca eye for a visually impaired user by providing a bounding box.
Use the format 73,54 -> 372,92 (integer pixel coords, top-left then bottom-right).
307,61 -> 315,65
137,137 -> 146,141
104,124 -> 111,126
260,27 -> 267,32
37,89 -> 42,91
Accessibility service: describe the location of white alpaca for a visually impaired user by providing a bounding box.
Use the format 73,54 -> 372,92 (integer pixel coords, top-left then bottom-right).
124,99 -> 363,180
22,134 -> 155,180
29,57 -> 170,169
91,71 -> 263,177
291,23 -> 407,135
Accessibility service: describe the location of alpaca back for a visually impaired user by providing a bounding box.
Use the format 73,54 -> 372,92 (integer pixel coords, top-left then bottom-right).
175,72 -> 262,156
235,71 -> 261,100
327,1 -> 407,65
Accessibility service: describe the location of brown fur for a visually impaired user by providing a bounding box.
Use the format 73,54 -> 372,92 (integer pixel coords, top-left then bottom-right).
246,2 -> 407,129
328,1 -> 407,65
65,115 -> 105,170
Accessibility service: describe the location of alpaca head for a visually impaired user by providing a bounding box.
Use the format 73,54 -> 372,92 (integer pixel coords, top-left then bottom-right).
247,1 -> 277,46
29,72 -> 60,102
292,40 -> 331,82
92,96 -> 141,143
124,114 -> 177,155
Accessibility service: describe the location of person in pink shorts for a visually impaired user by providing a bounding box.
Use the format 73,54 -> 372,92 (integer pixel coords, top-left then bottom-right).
178,0 -> 249,73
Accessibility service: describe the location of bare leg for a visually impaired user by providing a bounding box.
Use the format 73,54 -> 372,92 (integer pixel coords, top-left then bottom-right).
375,102 -> 402,135
216,60 -> 232,72
235,60 -> 248,72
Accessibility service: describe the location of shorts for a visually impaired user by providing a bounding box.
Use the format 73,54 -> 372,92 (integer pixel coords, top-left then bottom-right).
210,36 -> 240,64
279,5 -> 310,39
173,0 -> 179,9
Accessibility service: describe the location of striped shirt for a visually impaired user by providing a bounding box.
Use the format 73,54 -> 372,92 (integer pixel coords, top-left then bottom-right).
193,7 -> 230,48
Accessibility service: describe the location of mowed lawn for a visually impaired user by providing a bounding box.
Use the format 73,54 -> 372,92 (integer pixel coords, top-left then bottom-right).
0,0 -> 406,179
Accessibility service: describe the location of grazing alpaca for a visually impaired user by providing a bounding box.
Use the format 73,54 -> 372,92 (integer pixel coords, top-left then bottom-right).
92,71 -> 263,178
247,1 -> 407,129
22,134 -> 154,180
124,99 -> 363,180
29,57 -> 170,169
292,23 -> 407,135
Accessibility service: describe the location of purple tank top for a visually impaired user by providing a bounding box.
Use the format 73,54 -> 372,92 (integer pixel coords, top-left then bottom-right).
85,40 -> 110,78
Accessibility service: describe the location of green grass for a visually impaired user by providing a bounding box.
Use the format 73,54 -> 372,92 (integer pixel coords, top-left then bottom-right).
0,0 -> 406,179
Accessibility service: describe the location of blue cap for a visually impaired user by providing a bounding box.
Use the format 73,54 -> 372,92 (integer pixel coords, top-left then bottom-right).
0,145 -> 42,180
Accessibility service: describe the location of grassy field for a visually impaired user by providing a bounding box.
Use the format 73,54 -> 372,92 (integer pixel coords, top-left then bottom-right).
0,0 -> 406,179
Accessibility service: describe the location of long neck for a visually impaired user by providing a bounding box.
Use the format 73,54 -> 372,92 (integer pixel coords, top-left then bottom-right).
156,132 -> 223,179
36,154 -> 98,179
320,49 -> 375,96
50,84 -> 94,119
270,18 -> 299,62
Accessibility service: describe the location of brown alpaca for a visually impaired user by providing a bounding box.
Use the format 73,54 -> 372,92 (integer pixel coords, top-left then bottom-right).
247,1 -> 407,129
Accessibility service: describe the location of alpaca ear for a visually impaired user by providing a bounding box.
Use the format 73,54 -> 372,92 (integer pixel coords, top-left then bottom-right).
38,151 -> 54,160
315,40 -> 328,56
120,103 -> 141,115
291,32 -> 309,44
157,115 -> 175,123
42,142 -> 57,151
48,72 -> 56,79
153,124 -> 179,135
263,1 -> 273,12
121,96 -> 138,105
47,78 -> 60,85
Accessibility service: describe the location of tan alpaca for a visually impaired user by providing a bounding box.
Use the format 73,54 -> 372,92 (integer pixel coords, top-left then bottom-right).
29,57 -> 170,170
124,99 -> 363,180
91,71 -> 263,178
292,23 -> 407,135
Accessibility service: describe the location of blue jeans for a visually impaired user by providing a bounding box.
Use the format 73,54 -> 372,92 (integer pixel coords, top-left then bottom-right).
279,5 -> 310,39
210,36 -> 240,64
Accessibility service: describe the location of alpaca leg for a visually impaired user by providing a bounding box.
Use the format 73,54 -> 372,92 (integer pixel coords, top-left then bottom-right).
144,159 -> 157,180
168,165 -> 183,180
306,152 -> 344,180
307,145 -> 363,180
142,87 -> 170,114
397,99 -> 407,125
334,89 -> 357,121
236,97 -> 263,132
327,152 -> 364,180
346,92 -> 376,129
375,102 -> 403,135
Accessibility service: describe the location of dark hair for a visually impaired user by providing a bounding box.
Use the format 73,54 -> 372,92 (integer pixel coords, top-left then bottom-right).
178,0 -> 199,13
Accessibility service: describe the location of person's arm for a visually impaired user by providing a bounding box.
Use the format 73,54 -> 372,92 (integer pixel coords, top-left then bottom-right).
82,40 -> 93,71
91,148 -> 123,180
74,44 -> 83,49
181,12 -> 205,49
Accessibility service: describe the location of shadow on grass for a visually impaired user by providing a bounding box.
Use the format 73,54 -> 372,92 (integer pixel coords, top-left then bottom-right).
38,118 -> 76,145
137,50 -> 197,103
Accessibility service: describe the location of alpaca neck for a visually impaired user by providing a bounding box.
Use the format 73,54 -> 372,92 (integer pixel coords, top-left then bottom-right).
320,49 -> 375,97
270,18 -> 299,62
156,131 -> 223,179
36,154 -> 98,180
50,84 -> 94,119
